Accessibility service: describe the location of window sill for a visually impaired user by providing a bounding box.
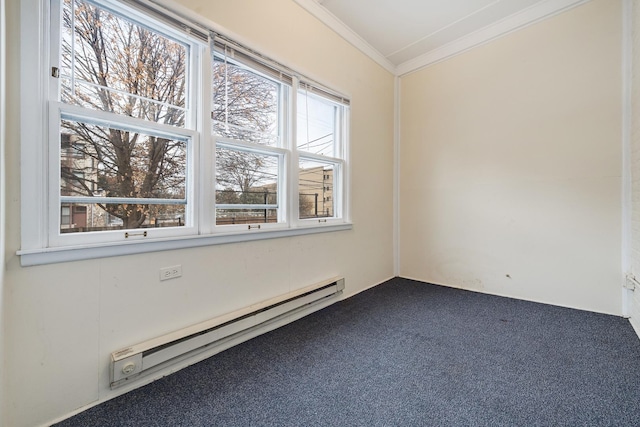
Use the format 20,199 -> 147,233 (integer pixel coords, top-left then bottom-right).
18,223 -> 353,266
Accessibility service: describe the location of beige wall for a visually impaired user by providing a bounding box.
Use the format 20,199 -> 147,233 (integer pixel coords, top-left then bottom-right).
2,0 -> 395,425
399,0 -> 623,315
2,0 -> 632,425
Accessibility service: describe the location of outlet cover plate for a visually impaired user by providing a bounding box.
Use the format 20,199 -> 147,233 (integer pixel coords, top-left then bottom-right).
160,265 -> 182,281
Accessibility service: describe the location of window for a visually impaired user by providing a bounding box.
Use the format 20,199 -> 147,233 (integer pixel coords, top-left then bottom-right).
60,206 -> 71,226
49,0 -> 197,246
19,0 -> 351,265
297,85 -> 347,221
211,50 -> 288,228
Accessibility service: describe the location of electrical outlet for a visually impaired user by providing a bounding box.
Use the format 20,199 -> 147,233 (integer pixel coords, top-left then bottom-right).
160,265 -> 182,281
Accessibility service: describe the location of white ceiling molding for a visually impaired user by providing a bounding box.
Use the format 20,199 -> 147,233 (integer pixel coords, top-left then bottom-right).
396,0 -> 591,76
293,0 -> 397,74
295,0 -> 591,77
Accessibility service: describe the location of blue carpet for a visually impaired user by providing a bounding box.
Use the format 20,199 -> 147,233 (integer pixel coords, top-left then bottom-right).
55,278 -> 640,426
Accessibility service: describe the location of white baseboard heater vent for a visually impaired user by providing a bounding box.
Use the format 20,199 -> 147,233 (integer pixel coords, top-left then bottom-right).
111,277 -> 344,388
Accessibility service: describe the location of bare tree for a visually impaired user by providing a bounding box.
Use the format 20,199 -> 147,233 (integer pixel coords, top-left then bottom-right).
215,147 -> 275,204
60,0 -> 186,229
60,0 -> 282,230
211,59 -> 278,144
212,59 -> 280,210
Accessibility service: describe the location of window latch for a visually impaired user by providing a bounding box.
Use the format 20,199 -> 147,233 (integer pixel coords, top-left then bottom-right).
51,67 -> 60,78
125,231 -> 147,238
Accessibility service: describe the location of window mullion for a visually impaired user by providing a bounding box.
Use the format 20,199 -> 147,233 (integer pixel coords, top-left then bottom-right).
297,152 -> 343,164
46,0 -> 63,247
342,108 -> 351,222
290,77 -> 301,228
215,139 -> 288,157
60,196 -> 187,205
200,41 -> 214,234
56,102 -> 193,141
49,0 -> 62,102
48,104 -> 62,246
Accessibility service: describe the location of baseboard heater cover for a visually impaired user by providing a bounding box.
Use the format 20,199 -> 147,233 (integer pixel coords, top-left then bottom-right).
111,277 -> 344,388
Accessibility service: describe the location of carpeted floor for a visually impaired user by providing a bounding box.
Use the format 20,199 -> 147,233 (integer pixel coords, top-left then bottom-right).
55,278 -> 640,426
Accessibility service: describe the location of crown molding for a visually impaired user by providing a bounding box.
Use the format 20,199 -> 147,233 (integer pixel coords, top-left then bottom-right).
294,0 -> 591,77
293,0 -> 397,74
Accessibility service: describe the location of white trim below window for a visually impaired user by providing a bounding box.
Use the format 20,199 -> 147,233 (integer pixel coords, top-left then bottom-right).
17,223 -> 353,266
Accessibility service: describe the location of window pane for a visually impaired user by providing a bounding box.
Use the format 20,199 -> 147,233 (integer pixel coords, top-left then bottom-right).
216,188 -> 277,205
298,159 -> 335,219
215,147 -> 278,204
215,209 -> 277,225
212,58 -> 280,145
60,0 -> 188,126
297,90 -> 337,156
60,118 -> 187,231
59,202 -> 186,233
216,146 -> 279,224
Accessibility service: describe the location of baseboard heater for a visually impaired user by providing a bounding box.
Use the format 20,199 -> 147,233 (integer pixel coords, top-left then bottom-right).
111,277 -> 345,388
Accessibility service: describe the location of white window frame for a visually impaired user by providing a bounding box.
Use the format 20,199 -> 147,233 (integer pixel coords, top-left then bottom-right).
49,104 -> 200,246
294,83 -> 350,226
296,155 -> 345,224
210,48 -> 291,232
18,0 -> 351,267
214,139 -> 288,233
48,0 -> 201,246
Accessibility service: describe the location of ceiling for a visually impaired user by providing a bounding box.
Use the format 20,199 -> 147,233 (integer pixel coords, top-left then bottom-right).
294,0 -> 588,75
